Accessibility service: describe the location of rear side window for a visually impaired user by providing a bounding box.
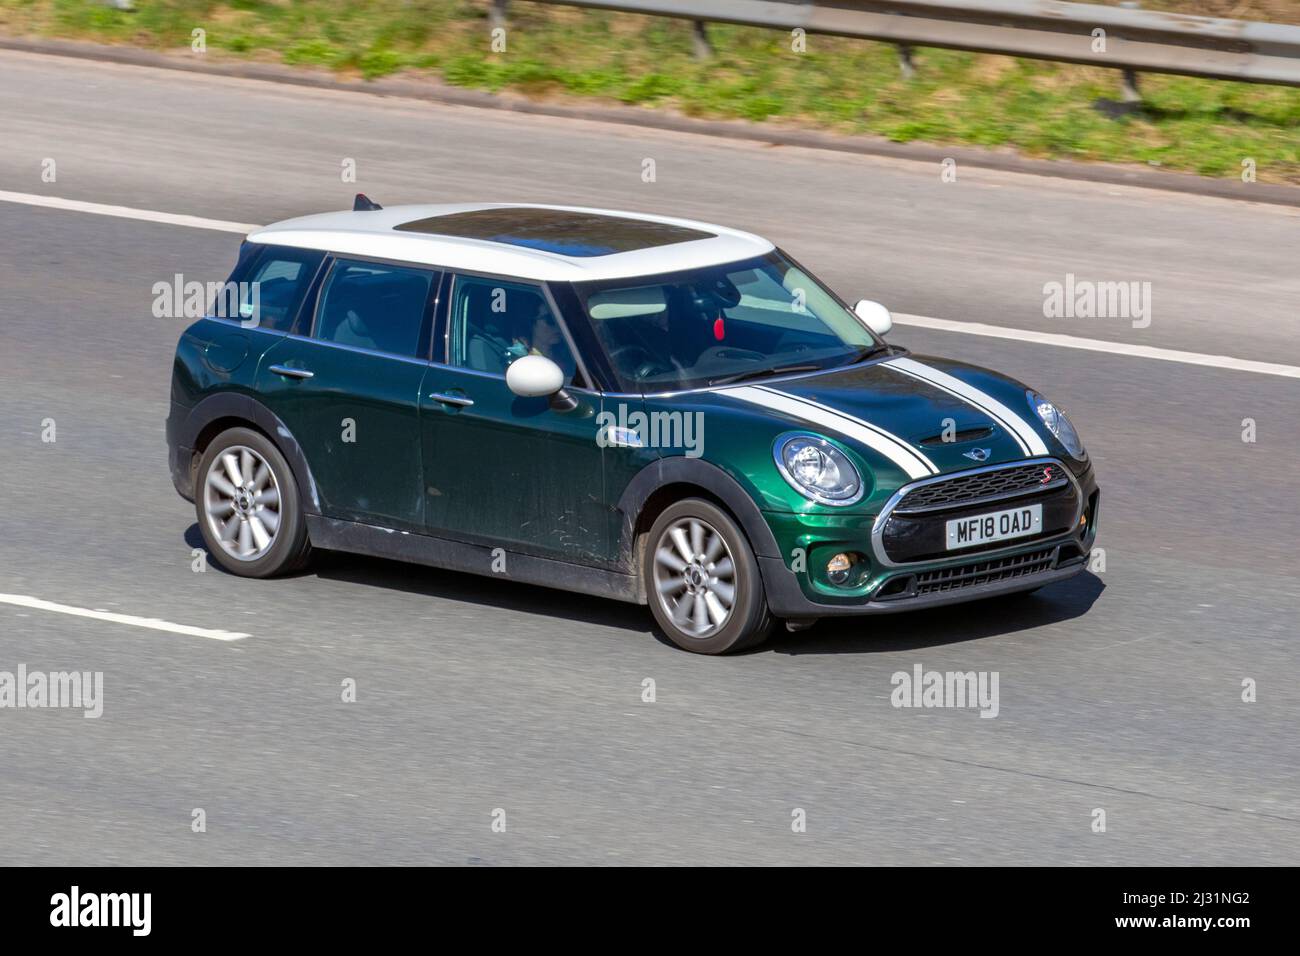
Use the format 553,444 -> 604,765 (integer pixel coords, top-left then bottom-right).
236,246 -> 325,332
314,259 -> 437,359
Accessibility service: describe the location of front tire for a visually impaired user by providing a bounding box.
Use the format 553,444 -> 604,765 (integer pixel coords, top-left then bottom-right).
195,427 -> 311,578
644,499 -> 773,654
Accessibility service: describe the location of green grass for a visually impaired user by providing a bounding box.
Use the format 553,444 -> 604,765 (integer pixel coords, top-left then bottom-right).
2,0 -> 1297,182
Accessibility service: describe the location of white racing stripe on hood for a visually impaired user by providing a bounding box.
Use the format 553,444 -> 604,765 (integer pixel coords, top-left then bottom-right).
720,385 -> 937,480
752,385 -> 940,476
884,361 -> 1029,455
884,357 -> 1049,457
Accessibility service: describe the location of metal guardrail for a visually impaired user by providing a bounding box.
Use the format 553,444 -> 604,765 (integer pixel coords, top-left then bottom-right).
526,0 -> 1300,87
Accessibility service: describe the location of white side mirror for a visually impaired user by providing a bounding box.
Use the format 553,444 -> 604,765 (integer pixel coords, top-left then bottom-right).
506,354 -> 564,398
853,299 -> 893,337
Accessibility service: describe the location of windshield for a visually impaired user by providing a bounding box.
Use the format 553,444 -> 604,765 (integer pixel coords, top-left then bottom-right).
571,251 -> 883,392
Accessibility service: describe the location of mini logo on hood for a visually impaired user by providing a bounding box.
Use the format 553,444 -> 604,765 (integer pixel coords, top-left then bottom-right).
962,448 -> 991,462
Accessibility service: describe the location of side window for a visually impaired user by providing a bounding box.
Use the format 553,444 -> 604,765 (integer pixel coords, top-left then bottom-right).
314,259 -> 437,359
449,275 -> 578,383
236,247 -> 324,332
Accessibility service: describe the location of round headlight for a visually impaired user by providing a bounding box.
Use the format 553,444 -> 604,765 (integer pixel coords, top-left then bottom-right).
774,435 -> 865,506
1026,390 -> 1086,460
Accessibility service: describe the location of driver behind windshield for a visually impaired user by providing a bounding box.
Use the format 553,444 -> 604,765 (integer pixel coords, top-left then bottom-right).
577,252 -> 879,392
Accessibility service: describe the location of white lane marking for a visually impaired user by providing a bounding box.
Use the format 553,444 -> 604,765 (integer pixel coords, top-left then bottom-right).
0,594 -> 250,641
893,313 -> 1300,380
3,191 -> 1298,380
886,356 -> 1050,456
0,190 -> 256,234
721,385 -> 934,479
753,384 -> 938,474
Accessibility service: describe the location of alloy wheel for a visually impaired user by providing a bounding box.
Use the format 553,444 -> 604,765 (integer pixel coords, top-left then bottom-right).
202,445 -> 283,562
652,516 -> 736,639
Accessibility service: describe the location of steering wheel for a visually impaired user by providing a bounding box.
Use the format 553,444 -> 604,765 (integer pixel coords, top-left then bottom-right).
711,347 -> 766,363
609,344 -> 672,381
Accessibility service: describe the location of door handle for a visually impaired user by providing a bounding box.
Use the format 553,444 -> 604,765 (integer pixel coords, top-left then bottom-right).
428,392 -> 474,407
269,364 -> 314,380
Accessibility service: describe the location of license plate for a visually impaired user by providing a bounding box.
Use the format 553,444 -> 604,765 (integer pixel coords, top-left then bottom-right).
946,503 -> 1042,549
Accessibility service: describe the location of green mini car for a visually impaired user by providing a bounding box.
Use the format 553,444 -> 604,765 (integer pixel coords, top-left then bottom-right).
167,199 -> 1099,654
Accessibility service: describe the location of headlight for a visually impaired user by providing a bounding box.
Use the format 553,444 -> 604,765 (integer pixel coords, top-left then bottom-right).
774,435 -> 865,506
1026,390 -> 1086,460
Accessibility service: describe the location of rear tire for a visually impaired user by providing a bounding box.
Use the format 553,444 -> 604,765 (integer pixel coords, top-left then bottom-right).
195,427 -> 311,578
643,498 -> 773,654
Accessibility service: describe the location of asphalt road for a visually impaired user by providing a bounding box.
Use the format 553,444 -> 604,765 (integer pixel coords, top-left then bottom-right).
0,50 -> 1297,866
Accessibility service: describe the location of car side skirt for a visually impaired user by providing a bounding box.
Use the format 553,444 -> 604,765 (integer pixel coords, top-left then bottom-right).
305,515 -> 642,605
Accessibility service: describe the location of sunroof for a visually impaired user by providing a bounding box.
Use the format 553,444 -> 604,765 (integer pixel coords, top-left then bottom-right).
394,207 -> 714,257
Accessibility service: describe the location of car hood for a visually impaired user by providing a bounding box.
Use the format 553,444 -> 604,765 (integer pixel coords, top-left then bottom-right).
713,352 -> 1054,480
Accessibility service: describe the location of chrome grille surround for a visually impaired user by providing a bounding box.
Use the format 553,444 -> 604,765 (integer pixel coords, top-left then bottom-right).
870,457 -> 1084,568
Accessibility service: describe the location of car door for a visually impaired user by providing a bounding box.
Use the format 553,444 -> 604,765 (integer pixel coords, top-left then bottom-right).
255,256 -> 441,529
420,273 -> 608,563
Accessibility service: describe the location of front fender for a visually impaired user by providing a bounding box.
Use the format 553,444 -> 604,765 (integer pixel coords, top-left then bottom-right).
615,454 -> 781,568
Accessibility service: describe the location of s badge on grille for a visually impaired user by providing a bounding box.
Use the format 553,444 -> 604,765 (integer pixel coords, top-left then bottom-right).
1041,466 -> 1054,483
962,448 -> 991,462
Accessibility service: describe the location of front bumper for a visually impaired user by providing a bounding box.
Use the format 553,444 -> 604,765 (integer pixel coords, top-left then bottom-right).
761,540 -> 1090,618
759,461 -> 1099,619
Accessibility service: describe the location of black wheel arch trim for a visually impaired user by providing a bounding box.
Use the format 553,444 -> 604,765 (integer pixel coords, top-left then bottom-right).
615,456 -> 782,572
172,392 -> 321,513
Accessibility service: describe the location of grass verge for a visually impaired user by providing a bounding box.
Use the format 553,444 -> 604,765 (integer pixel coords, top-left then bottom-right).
1,0 -> 1297,183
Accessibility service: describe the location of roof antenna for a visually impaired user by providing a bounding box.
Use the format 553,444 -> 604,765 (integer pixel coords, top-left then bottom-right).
353,193 -> 383,211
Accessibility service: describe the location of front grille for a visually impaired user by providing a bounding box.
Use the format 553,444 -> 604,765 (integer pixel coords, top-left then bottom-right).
894,462 -> 1066,514
878,460 -> 1079,563
913,548 -> 1055,595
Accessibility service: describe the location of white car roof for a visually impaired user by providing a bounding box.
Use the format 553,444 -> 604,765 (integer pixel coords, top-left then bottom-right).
246,202 -> 775,282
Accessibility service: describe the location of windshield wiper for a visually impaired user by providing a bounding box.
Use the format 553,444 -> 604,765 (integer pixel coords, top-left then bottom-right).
709,363 -> 823,386
838,344 -> 890,366
708,344 -> 889,386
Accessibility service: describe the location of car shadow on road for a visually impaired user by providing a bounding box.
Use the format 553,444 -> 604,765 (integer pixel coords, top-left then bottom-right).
185,523 -> 1104,651
766,572 -> 1105,656
189,524 -> 655,634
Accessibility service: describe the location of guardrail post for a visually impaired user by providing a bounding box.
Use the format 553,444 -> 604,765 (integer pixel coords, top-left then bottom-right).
525,0 -> 1300,89
691,20 -> 714,60
1118,2 -> 1142,102
897,43 -> 917,79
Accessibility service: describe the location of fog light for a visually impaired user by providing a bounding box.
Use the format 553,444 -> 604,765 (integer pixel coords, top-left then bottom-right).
827,552 -> 854,585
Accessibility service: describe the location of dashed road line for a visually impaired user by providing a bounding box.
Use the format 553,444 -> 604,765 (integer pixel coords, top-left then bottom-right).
0,593 -> 250,641
0,189 -> 256,234
892,313 -> 1300,380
